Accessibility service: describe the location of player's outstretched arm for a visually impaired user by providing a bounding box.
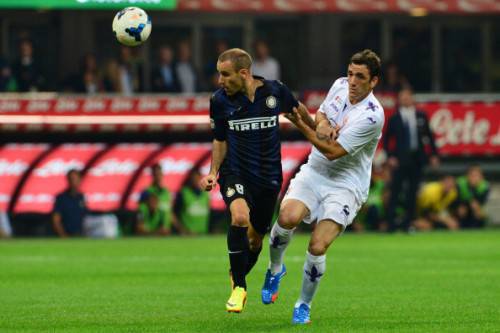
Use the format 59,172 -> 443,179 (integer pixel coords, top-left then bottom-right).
286,108 -> 347,161
200,139 -> 227,191
295,102 -> 316,130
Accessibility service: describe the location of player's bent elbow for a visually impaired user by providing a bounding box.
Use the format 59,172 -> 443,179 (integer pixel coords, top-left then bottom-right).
324,145 -> 347,161
324,152 -> 339,161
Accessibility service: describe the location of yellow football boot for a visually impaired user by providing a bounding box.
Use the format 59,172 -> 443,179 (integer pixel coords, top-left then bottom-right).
226,287 -> 247,313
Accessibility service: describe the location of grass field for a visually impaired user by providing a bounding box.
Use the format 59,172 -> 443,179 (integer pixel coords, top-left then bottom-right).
1,231 -> 499,332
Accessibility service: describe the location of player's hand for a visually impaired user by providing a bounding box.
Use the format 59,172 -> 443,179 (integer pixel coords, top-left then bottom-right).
316,121 -> 335,141
285,108 -> 303,127
200,174 -> 217,191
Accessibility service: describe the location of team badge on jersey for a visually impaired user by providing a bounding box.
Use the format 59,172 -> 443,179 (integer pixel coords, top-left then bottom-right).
226,187 -> 236,198
266,96 -> 277,109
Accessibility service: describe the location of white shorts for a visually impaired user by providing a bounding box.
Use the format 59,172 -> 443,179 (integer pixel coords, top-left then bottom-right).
283,164 -> 362,229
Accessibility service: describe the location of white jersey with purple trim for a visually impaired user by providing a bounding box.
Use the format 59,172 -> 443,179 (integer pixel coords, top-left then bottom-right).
306,77 -> 385,203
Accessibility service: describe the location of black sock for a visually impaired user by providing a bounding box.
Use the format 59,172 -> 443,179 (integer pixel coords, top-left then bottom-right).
245,246 -> 262,275
227,226 -> 249,289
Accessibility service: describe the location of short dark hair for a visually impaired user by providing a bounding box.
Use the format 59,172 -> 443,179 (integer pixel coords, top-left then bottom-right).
218,48 -> 253,72
66,169 -> 80,180
150,163 -> 162,173
350,49 -> 381,79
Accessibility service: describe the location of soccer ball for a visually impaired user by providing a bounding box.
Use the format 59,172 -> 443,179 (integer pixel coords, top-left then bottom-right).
112,7 -> 152,47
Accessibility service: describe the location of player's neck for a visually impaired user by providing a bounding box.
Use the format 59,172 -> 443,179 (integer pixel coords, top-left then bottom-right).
349,90 -> 371,105
243,77 -> 263,103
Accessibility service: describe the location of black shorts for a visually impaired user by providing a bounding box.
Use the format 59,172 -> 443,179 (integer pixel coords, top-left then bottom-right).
219,174 -> 280,235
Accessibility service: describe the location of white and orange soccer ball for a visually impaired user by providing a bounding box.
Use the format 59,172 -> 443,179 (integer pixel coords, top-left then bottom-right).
112,7 -> 152,47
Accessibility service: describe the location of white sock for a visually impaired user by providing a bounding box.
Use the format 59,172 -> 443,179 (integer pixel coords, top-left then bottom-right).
296,251 -> 326,307
268,222 -> 295,275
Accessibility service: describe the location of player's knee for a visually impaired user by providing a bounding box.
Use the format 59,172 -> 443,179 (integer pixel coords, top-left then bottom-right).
231,212 -> 249,227
308,242 -> 328,256
278,207 -> 301,229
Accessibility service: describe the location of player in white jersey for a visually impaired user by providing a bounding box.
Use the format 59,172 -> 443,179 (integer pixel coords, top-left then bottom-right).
261,50 -> 384,324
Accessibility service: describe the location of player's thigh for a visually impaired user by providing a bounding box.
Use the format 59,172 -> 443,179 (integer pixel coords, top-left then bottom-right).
249,187 -> 279,235
282,165 -> 322,226
229,198 -> 251,227
308,219 -> 343,256
220,175 -> 252,227
279,198 -> 310,229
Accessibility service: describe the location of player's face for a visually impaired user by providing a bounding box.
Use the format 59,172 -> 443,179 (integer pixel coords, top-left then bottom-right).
347,64 -> 378,103
217,60 -> 245,96
68,172 -> 81,189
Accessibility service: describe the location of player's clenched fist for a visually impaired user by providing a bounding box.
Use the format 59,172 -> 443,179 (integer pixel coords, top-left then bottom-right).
200,174 -> 217,191
316,121 -> 334,141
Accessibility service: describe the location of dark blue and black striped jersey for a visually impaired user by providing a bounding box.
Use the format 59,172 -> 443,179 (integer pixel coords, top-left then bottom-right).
210,77 -> 299,190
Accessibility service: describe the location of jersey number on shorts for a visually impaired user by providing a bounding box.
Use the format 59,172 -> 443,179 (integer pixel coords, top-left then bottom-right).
235,184 -> 244,195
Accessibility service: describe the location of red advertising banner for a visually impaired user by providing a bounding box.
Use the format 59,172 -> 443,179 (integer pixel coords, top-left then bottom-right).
13,144 -> 105,213
421,102 -> 500,156
0,144 -> 49,211
81,144 -> 160,211
178,0 -> 500,13
0,95 -> 212,133
1,94 -> 499,156
125,143 -> 211,210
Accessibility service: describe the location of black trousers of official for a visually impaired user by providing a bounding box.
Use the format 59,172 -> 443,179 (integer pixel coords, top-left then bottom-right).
387,158 -> 423,231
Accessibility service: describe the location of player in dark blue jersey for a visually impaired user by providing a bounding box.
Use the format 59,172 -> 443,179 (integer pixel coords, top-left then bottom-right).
199,48 -> 314,313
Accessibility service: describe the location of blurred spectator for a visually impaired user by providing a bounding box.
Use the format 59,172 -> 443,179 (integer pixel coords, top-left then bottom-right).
136,192 -> 172,235
117,46 -> 143,95
204,40 -> 228,91
252,40 -> 280,80
52,169 -> 87,238
0,211 -> 13,238
102,58 -> 120,92
78,53 -> 102,94
65,53 -> 103,94
415,175 -> 459,231
136,163 -> 186,235
378,62 -> 409,93
174,169 -> 210,234
151,45 -> 180,92
175,40 -> 198,93
0,56 -> 17,92
360,162 -> 392,232
454,165 -> 490,228
12,39 -> 44,92
384,87 -> 439,232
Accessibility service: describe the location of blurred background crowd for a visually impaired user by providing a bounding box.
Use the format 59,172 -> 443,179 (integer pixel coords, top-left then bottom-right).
0,38 -> 289,94
0,2 -> 498,238
1,5 -> 499,94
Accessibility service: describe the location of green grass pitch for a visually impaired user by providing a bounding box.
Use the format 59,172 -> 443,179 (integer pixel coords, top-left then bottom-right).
1,230 -> 499,332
